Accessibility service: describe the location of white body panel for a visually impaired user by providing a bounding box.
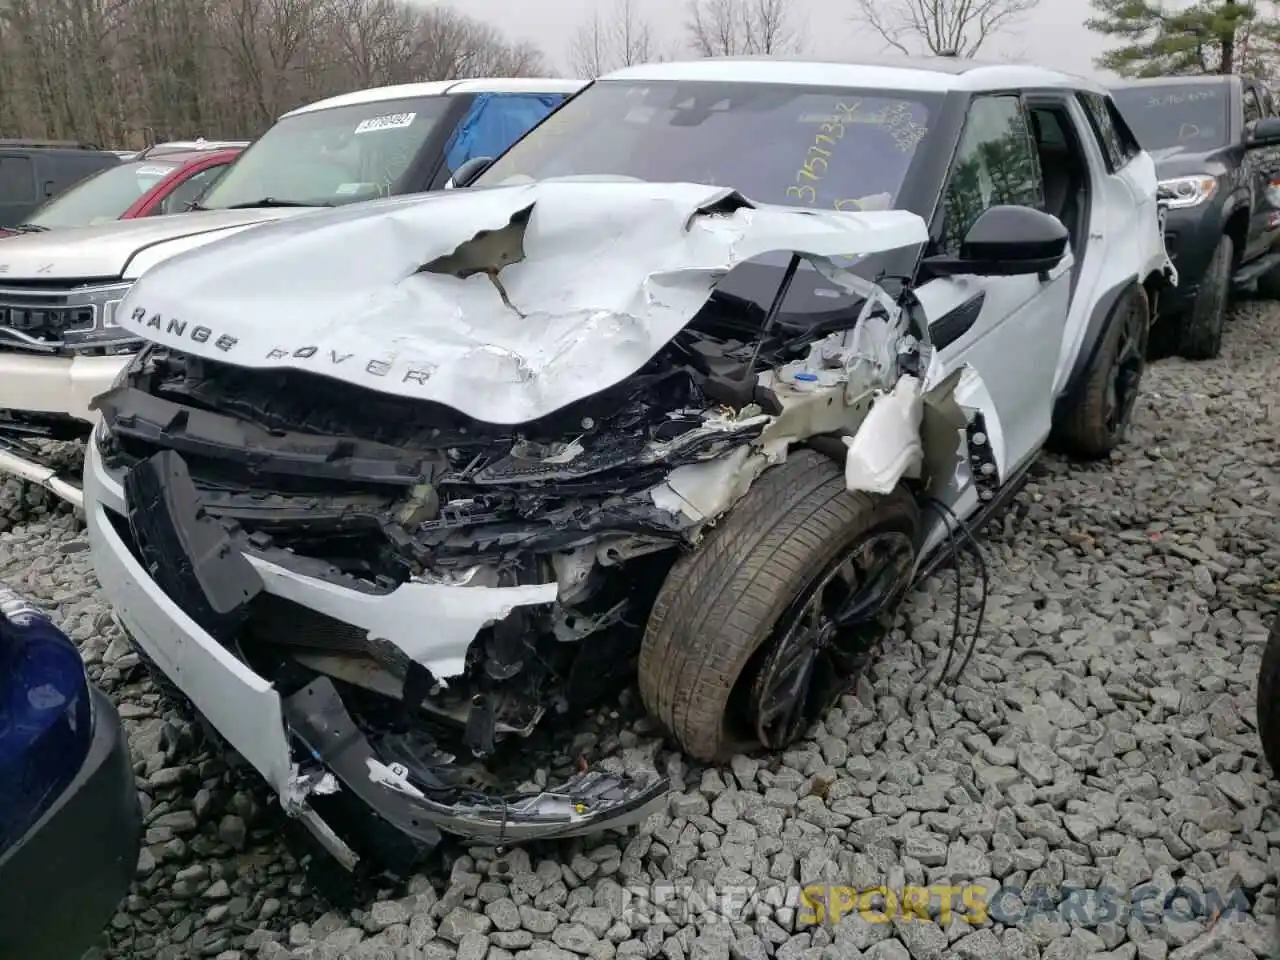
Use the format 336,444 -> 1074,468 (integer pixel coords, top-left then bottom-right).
0,208 -> 304,281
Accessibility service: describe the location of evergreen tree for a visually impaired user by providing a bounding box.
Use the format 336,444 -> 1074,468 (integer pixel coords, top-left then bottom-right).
1085,0 -> 1279,76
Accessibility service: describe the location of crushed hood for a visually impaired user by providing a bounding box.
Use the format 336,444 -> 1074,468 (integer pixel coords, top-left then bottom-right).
116,179 -> 928,425
0,207 -> 316,281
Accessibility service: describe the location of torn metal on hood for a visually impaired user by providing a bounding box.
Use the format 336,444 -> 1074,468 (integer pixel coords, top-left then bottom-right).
111,179 -> 930,424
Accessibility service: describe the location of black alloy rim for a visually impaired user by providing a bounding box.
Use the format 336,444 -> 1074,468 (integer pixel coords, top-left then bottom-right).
747,530 -> 916,750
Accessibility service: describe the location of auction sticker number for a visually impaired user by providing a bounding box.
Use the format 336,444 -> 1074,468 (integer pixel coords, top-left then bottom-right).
354,112 -> 417,134
1147,91 -> 1214,107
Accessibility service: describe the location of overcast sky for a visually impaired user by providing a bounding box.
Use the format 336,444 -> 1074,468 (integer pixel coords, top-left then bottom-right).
445,0 -> 1122,81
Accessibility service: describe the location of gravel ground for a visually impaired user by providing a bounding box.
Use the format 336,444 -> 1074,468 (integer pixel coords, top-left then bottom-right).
1,300 -> 1277,960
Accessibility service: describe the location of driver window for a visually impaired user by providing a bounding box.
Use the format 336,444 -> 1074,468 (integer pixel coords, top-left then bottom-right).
938,96 -> 1043,256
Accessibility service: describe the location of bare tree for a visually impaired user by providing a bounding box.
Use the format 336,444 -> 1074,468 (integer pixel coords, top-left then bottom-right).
685,0 -> 804,56
569,0 -> 664,79
850,0 -> 1041,58
0,0 -> 549,146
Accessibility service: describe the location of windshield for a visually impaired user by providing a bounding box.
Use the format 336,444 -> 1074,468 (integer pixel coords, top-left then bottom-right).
474,80 -> 940,213
25,161 -> 179,228
1111,84 -> 1230,152
200,97 -> 455,210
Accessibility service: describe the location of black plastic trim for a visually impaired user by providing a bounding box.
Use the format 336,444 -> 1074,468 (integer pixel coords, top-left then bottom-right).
929,291 -> 985,349
0,686 -> 142,960
1054,274 -> 1137,422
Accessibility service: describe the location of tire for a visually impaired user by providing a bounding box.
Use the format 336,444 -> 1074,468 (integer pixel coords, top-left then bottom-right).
1256,262 -> 1280,300
1256,611 -> 1280,777
1176,233 -> 1232,360
638,448 -> 919,763
1051,284 -> 1150,460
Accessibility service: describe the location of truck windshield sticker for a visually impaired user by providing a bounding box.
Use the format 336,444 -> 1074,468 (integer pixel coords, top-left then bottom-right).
354,112 -> 417,135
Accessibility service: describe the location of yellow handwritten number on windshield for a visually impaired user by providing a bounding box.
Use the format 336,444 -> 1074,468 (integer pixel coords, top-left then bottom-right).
787,103 -> 862,210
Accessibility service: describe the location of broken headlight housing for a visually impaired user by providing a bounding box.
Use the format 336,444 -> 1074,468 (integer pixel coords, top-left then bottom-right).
1157,175 -> 1218,210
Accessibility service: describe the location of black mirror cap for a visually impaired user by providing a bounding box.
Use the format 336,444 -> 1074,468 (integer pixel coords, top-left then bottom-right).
961,204 -> 1068,261
1248,116 -> 1280,147
922,205 -> 1069,279
450,156 -> 495,189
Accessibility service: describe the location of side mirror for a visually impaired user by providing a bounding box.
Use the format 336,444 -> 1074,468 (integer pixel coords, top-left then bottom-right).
1247,116 -> 1280,148
447,156 -> 494,190
922,205 -> 1068,279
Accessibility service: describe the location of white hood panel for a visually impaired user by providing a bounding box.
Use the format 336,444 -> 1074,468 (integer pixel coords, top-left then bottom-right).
0,208 -> 314,280
117,180 -> 928,425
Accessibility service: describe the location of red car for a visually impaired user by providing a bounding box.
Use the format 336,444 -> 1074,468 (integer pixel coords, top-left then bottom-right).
0,147 -> 243,236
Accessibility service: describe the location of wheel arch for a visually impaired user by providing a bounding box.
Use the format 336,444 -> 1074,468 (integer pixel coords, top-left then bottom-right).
1053,273 -> 1139,424
1222,203 -> 1250,265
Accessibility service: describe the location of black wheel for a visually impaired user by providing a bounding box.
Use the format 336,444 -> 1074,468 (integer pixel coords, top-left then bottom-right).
638,449 -> 919,762
1256,262 -> 1280,300
1176,233 -> 1232,360
1051,284 -> 1149,460
1257,611 -> 1280,776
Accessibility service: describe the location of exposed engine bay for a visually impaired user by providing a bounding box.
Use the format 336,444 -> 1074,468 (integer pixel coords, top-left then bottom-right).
96,263 -> 930,722
87,181 -> 979,871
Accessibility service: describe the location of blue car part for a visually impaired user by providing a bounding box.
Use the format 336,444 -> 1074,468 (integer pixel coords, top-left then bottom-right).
443,93 -> 565,173
0,587 -> 93,852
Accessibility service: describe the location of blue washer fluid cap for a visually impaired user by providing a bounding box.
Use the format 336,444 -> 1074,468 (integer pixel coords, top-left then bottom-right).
794,372 -> 819,381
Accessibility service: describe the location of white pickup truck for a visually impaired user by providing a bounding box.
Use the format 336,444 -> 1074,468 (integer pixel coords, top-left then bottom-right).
0,76 -> 582,506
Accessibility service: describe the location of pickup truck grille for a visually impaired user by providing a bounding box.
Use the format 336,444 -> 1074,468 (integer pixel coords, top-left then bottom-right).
0,281 -> 134,353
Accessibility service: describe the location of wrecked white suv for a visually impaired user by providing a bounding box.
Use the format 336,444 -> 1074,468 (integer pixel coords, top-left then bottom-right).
83,58 -> 1175,876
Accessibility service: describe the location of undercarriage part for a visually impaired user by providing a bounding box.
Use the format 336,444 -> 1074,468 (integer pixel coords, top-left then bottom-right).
0,434 -> 84,508
282,676 -> 669,851
464,695 -> 498,758
638,449 -> 920,762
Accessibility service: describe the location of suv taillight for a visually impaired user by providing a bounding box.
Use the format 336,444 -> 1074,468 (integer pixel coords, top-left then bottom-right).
0,587 -> 92,851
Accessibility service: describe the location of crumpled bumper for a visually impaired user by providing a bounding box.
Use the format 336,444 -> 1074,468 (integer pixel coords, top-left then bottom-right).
84,441 -> 668,870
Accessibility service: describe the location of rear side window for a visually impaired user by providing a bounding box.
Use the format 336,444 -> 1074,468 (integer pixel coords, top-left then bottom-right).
0,156 -> 35,203
1078,92 -> 1140,171
443,93 -> 566,175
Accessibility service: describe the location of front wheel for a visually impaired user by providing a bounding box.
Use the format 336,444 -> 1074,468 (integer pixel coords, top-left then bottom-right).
1176,233 -> 1232,360
638,449 -> 919,763
1255,261 -> 1280,300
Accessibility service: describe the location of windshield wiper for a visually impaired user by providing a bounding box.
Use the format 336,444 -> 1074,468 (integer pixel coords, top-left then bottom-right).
222,198 -> 334,210
12,224 -> 48,233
